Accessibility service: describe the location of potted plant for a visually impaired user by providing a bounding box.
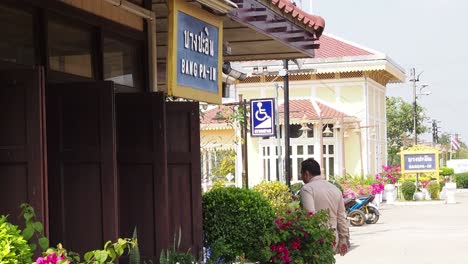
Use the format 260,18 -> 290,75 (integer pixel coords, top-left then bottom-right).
376,165 -> 401,203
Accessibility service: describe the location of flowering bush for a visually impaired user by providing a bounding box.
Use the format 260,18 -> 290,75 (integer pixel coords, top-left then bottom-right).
338,175 -> 379,198
35,249 -> 69,264
35,239 -> 137,264
376,165 -> 401,184
342,188 -> 357,199
254,181 -> 292,215
371,182 -> 384,195
261,203 -> 336,264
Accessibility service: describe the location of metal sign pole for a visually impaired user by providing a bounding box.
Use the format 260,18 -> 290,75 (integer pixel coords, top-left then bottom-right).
283,59 -> 291,187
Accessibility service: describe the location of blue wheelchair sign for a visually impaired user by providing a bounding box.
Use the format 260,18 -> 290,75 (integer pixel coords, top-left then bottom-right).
250,98 -> 275,137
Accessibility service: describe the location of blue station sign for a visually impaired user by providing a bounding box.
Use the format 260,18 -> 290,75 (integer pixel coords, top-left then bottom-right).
168,0 -> 223,104
176,12 -> 219,93
403,153 -> 437,172
250,98 -> 275,137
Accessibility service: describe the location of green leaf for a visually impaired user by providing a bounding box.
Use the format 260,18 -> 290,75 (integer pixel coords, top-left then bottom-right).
108,248 -> 116,260
114,244 -> 124,256
29,243 -> 37,251
39,237 -> 49,251
22,226 -> 34,240
94,250 -> 108,262
23,211 -> 34,221
33,222 -> 43,233
104,240 -> 112,250
84,251 -> 94,261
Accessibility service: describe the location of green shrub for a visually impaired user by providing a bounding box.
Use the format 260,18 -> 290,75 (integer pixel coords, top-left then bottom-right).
401,181 -> 416,201
399,175 -> 431,183
439,181 -> 445,192
455,173 -> 468,188
0,215 -> 33,264
203,187 -> 275,262
254,181 -> 292,214
290,182 -> 303,195
440,167 -> 455,177
427,181 -> 440,200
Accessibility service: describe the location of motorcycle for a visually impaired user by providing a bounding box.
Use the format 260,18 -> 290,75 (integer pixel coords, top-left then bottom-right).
344,194 -> 380,226
360,195 -> 380,224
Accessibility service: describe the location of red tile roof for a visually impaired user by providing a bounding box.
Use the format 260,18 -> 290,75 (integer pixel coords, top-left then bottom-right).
270,0 -> 325,36
278,99 -> 348,120
201,100 -> 349,125
315,34 -> 374,58
201,106 -> 235,124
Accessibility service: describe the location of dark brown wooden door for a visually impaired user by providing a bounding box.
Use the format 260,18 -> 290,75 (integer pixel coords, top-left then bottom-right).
46,81 -> 118,254
0,67 -> 47,227
166,101 -> 202,255
115,92 -> 169,262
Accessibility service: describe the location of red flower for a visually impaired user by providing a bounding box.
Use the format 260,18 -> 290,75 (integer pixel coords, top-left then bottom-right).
307,211 -> 314,217
291,238 -> 302,250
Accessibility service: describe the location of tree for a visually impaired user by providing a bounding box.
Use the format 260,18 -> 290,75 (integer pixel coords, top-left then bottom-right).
386,96 -> 428,165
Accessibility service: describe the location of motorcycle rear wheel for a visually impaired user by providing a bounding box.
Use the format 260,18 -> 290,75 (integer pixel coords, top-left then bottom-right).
365,207 -> 379,224
349,210 -> 365,226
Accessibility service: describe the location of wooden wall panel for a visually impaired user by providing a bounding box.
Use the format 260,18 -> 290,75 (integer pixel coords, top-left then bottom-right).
0,68 -> 47,229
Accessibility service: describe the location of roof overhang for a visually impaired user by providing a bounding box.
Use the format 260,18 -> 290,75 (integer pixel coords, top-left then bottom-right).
237,54 -> 406,83
153,0 -> 325,62
224,0 -> 324,60
153,0 -> 325,89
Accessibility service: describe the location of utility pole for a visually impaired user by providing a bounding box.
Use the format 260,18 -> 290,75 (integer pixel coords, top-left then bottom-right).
283,59 -> 291,187
411,68 -> 418,145
432,119 -> 440,146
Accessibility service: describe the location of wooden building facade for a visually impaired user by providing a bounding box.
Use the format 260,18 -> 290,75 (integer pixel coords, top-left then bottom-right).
0,0 -> 324,262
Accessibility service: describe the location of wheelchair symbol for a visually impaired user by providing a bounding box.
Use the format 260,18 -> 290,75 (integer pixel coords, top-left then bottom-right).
255,102 -> 270,122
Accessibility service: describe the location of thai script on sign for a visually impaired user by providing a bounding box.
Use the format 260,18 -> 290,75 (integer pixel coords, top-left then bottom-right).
184,28 -> 215,56
404,153 -> 436,172
180,27 -> 217,81
407,155 -> 433,163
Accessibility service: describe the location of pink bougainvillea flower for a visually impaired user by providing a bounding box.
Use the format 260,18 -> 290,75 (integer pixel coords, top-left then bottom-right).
35,257 -> 46,264
307,211 -> 314,217
35,253 -> 68,264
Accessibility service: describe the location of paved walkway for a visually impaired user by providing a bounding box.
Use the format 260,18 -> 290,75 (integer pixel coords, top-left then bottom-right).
336,192 -> 468,264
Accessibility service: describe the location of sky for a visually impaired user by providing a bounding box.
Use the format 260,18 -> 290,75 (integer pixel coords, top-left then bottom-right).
312,0 -> 468,143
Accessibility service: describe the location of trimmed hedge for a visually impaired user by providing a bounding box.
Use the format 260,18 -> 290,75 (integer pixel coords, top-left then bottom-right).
401,181 -> 416,201
440,167 -> 455,177
455,173 -> 468,188
203,187 -> 275,262
427,181 -> 440,200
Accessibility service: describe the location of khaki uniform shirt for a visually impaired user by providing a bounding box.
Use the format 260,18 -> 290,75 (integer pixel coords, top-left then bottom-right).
301,176 -> 349,243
